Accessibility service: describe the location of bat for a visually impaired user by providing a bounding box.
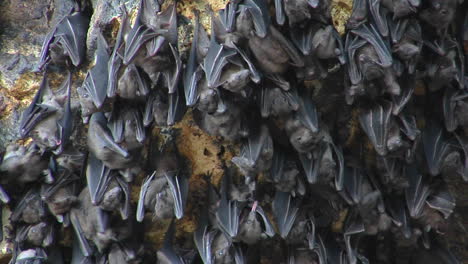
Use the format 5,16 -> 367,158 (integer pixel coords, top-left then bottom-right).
11,189 -> 47,224
342,167 -> 366,205
260,86 -> 299,117
290,25 -> 315,56
54,71 -> 73,155
184,12 -> 204,106
419,0 -> 458,32
312,26 -> 342,60
137,147 -> 188,221
283,0 -> 314,26
13,247 -> 48,264
144,90 -> 169,126
359,100 -> 393,156
343,210 -> 365,264
231,125 -> 274,176
237,202 -> 275,244
215,172 -> 241,239
369,0 -> 389,37
454,133 -> 468,182
107,7 -> 129,98
87,112 -> 131,170
391,76 -> 415,115
157,220 -> 186,264
80,32 -> 109,110
168,83 -> 187,126
38,7 -> 89,69
202,27 -> 237,88
297,95 -> 319,133
345,33 -> 368,86
426,188 -> 455,219
164,43 -> 182,95
85,153 -> 113,206
231,42 -> 261,83
397,114 -> 419,141
122,0 -> 166,65
422,121 -> 454,176
116,63 -> 150,100
239,0 -> 271,38
405,165 -> 431,218
71,229 -> 92,263
273,191 -> 301,238
351,24 -> 393,68
299,145 -> 325,184
193,215 -> 216,264
347,0 -> 368,29
0,143 -> 48,184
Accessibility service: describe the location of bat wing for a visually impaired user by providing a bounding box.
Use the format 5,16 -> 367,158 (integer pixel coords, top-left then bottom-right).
422,121 -> 453,176
194,224 -> 215,264
38,25 -> 58,70
156,3 -> 178,45
71,230 -> 92,264
273,191 -> 300,238
314,235 -> 328,264
405,165 -> 431,218
270,26 -> 305,67
232,42 -> 261,83
255,205 -> 276,237
391,77 -> 414,115
343,211 -> 365,264
11,189 -> 38,222
443,85 -> 459,132
107,109 -> 125,143
398,114 -> 419,141
454,133 -> 468,182
82,33 -> 110,108
242,0 -> 271,38
218,0 -> 239,33
70,212 -> 93,257
331,142 -> 345,191
164,43 -> 183,95
426,189 -> 455,219
358,100 -> 392,156
107,7 -> 129,98
114,175 -> 131,220
297,95 -> 319,133
203,38 -> 237,88
299,148 -> 322,184
332,28 -> 346,64
274,0 -> 285,25
53,11 -> 89,67
165,171 -> 188,219
369,0 -> 389,37
351,25 -> 392,67
0,185 -> 10,204
387,196 -> 412,238
54,72 -> 73,155
184,13 -> 203,106
345,34 -> 367,85
19,72 -> 57,138
167,83 -> 187,126
343,167 -> 365,205
270,146 -> 286,183
90,112 -> 129,158
86,153 -> 112,206
136,172 -> 156,222
216,194 -> 240,238
158,220 -> 185,264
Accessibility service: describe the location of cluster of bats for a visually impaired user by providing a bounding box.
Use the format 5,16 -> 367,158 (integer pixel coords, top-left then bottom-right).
0,0 -> 467,263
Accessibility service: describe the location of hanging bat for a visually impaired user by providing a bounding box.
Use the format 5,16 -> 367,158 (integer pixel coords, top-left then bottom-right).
87,112 -> 132,170
260,86 -> 299,118
426,187 -> 455,219
419,0 -> 458,33
107,7 -> 129,98
405,165 -> 431,219
70,229 -> 92,262
167,83 -> 187,126
15,222 -> 54,247
237,201 -> 275,244
85,153 -> 130,220
78,32 -> 110,118
369,0 -> 389,37
215,171 -> 241,239
239,0 -> 271,38
232,125 -> 274,177
184,11 -> 204,107
381,0 -> 420,18
347,0 -> 368,29
136,147 -> 188,221
359,101 -> 393,156
269,147 -> 306,196
343,210 -> 365,264
0,142 -> 48,184
282,0 -> 321,26
11,189 -> 47,224
144,90 -> 169,126
422,121 -> 456,176
116,63 -> 151,100
273,191 -> 301,238
20,71 -> 73,152
157,220 -> 185,264
13,247 -> 48,264
38,6 -> 89,69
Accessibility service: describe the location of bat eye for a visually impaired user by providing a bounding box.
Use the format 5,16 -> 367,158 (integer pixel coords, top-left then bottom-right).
440,9 -> 448,15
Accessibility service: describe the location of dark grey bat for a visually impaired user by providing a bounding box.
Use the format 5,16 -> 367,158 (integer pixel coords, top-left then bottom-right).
422,121 -> 455,176
426,187 -> 455,219
38,7 -> 89,69
212,1 -> 242,47
381,0 -> 420,18
136,148 -> 188,221
167,83 -> 187,126
16,222 -> 54,247
343,211 -> 365,264
107,7 -> 129,98
78,32 -> 109,114
269,147 -> 306,196
215,172 -> 241,239
425,49 -> 460,92
0,142 -> 48,184
193,215 -> 216,264
359,101 -> 392,156
11,189 -> 47,224
14,247 -> 48,264
20,72 -> 73,151
283,0 -> 314,26
443,85 -> 459,132
419,0 -> 458,33
232,125 -> 273,176
87,112 -> 132,170
116,63 -> 150,100
71,229 -> 92,263
157,220 -> 185,264
347,0 -> 368,29
237,201 -> 275,244
387,196 -> 412,238
274,0 -> 285,25
260,85 -> 299,118
388,18 -> 421,73
405,165 -> 431,218
273,191 -> 301,238
239,0 -> 271,37
183,12 -> 204,107
144,90 -> 169,127
369,0 -> 389,37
